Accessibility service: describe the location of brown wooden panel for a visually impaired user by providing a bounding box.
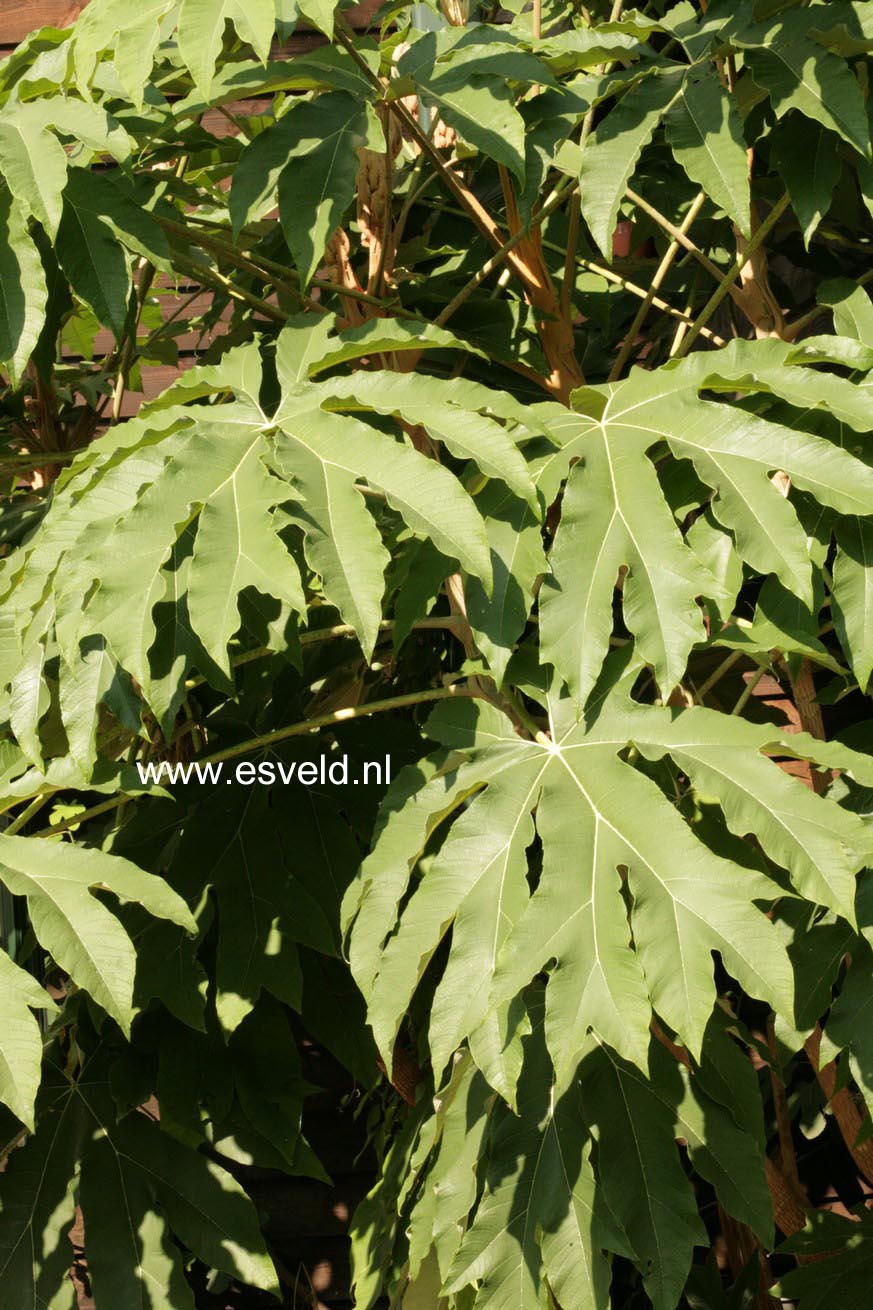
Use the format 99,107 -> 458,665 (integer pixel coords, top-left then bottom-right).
0,1 -> 81,43
116,362 -> 195,413
63,292 -> 232,360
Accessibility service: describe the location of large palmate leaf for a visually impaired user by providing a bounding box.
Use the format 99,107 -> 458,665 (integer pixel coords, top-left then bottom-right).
0,327 -> 541,734
348,675 -> 873,1092
538,342 -> 873,701
0,1050 -> 280,1307
351,688 -> 797,1087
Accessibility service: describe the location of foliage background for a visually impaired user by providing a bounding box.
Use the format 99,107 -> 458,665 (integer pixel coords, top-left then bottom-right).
2,0 -> 873,1308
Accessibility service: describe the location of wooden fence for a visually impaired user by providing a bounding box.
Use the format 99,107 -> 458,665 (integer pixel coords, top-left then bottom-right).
0,2 -> 381,1305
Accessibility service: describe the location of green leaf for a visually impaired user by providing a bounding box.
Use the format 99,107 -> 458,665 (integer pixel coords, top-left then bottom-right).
107,1110 -> 280,1295
818,278 -> 873,346
395,33 -> 530,182
304,317 -> 486,376
73,0 -> 178,108
79,407 -> 292,707
779,1210 -> 873,1308
539,407 -> 708,704
630,702 -> 868,923
313,370 -> 539,509
272,92 -> 377,287
414,1058 -> 492,1281
0,191 -> 47,386
297,0 -> 338,38
168,785 -> 354,1032
0,104 -> 67,238
466,485 -> 547,685
8,637 -> 47,770
540,27 -> 648,76
343,749 -> 482,994
823,942 -> 873,1116
350,691 -> 795,1086
56,182 -> 132,342
0,833 -> 196,1033
80,1132 -> 196,1310
37,97 -> 131,163
833,518 -> 873,692
0,950 -> 55,1130
177,0 -> 276,97
61,167 -> 172,271
579,69 -> 684,257
188,441 -> 305,674
665,67 -> 751,235
283,441 -> 390,660
141,342 -> 263,410
59,638 -> 118,776
578,1039 -> 707,1310
769,116 -> 841,247
738,14 -> 871,156
536,343 -> 873,697
446,1009 -> 620,1310
664,1047 -> 773,1240
0,1067 -> 88,1305
176,47 -> 374,114
271,407 -> 492,589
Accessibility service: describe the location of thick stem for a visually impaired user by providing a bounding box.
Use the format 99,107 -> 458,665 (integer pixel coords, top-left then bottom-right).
498,166 -> 584,400
676,192 -> 792,356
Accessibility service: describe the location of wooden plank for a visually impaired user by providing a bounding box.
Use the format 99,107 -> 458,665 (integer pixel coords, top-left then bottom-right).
0,1 -> 82,43
62,293 -> 232,359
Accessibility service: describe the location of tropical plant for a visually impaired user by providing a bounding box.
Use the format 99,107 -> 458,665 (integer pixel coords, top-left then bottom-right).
2,0 -> 873,1307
